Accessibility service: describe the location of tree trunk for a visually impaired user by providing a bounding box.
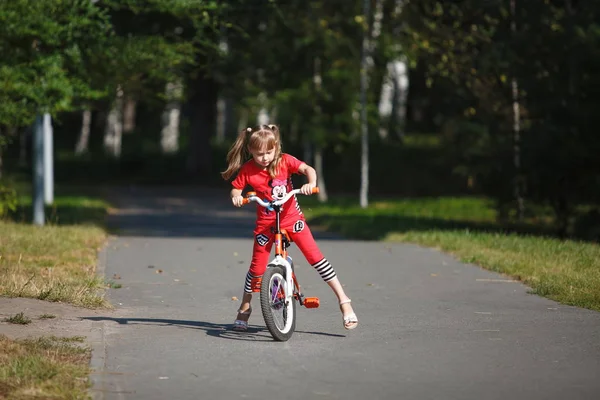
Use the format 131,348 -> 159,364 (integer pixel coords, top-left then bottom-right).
359,0 -> 372,208
389,57 -> 409,140
314,147 -> 328,202
161,81 -> 183,154
215,96 -> 226,144
75,109 -> 92,155
237,108 -> 248,132
380,0 -> 409,141
19,127 -> 28,167
0,128 -> 3,180
510,0 -> 524,221
103,86 -> 124,158
289,119 -> 299,144
313,56 -> 328,202
257,92 -> 270,126
123,97 -> 137,133
187,76 -> 217,176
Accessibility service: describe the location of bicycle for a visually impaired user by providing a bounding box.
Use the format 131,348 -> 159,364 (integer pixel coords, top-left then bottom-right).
242,187 -> 321,341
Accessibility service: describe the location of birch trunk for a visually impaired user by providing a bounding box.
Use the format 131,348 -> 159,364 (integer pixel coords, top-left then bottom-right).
75,109 -> 92,155
379,1 -> 409,140
123,97 -> 137,133
510,0 -> 524,221
237,109 -> 248,132
103,86 -> 124,157
313,56 -> 328,202
257,92 -> 270,126
161,81 -> 183,154
216,96 -> 226,144
359,0 -> 372,208
389,57 -> 409,140
0,128 -> 3,179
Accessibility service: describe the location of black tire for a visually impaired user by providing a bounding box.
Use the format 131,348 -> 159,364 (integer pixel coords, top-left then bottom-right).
260,265 -> 296,341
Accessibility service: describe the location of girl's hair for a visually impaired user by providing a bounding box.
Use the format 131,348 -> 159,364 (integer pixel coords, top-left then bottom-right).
221,124 -> 283,180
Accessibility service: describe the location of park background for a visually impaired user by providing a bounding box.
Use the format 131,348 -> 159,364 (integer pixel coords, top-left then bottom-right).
1,1 -> 600,396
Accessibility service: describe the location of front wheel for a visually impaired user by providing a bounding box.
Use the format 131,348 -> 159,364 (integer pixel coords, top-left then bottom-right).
260,265 -> 296,341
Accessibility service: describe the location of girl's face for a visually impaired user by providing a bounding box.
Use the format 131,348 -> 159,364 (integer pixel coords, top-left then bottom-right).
250,145 -> 276,167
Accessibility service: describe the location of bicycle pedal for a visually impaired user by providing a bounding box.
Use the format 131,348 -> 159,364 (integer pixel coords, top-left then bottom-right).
303,297 -> 320,308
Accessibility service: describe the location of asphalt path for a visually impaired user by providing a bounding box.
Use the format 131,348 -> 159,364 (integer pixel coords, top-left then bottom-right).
88,186 -> 600,400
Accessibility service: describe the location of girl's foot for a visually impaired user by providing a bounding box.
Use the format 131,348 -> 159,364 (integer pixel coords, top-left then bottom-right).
339,299 -> 358,330
232,305 -> 252,332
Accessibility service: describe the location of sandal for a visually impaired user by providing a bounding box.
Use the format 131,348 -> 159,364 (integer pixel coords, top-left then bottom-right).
340,299 -> 358,330
232,306 -> 252,332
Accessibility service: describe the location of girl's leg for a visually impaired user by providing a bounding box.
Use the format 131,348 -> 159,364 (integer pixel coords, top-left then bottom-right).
234,228 -> 273,328
288,220 -> 358,329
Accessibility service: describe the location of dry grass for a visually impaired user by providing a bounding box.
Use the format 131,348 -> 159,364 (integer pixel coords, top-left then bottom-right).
0,335 -> 91,399
0,221 -> 109,308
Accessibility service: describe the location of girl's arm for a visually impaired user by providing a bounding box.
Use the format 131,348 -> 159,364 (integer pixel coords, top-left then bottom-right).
298,163 -> 317,195
231,188 -> 244,207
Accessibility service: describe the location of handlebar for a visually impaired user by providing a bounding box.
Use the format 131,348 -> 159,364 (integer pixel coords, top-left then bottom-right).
242,187 -> 319,207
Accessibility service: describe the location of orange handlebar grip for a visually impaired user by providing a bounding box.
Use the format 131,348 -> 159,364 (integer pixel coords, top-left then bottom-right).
246,191 -> 257,197
311,187 -> 320,194
242,198 -> 250,205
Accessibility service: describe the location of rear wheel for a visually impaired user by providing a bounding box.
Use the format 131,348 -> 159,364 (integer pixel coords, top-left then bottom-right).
260,265 -> 295,341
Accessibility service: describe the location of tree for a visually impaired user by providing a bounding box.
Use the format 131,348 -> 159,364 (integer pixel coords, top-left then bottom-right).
0,0 -> 112,127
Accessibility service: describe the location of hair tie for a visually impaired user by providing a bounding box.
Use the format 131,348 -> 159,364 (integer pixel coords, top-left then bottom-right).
246,127 -> 252,133
268,124 -> 275,129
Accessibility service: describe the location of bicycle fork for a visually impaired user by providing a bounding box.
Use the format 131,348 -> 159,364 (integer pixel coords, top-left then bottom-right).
273,232 -> 319,309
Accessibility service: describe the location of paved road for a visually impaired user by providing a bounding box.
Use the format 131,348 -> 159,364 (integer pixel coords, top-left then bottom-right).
88,186 -> 600,400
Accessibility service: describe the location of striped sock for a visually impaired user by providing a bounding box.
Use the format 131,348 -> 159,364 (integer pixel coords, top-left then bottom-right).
312,258 -> 337,282
243,271 -> 256,293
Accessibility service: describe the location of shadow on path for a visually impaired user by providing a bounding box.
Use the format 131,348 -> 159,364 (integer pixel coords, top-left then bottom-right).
83,316 -> 345,342
104,185 -> 344,240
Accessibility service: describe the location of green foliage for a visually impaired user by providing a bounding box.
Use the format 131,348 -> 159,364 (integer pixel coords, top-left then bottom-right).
401,0 -> 600,234
0,185 -> 18,218
0,0 -> 113,126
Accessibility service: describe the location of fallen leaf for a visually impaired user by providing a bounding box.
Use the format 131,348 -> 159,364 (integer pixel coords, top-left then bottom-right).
232,296 -> 238,301
233,252 -> 238,257
156,269 -> 163,274
112,274 -> 121,280
173,279 -> 180,282
431,273 -> 438,277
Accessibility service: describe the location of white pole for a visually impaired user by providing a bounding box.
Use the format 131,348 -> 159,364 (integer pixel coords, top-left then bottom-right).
43,113 -> 54,205
33,115 -> 45,225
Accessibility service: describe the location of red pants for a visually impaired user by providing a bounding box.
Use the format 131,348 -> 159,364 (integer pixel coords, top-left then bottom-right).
249,217 -> 322,277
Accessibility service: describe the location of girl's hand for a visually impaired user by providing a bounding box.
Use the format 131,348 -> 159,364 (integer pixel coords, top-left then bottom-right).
232,195 -> 245,207
300,183 -> 316,195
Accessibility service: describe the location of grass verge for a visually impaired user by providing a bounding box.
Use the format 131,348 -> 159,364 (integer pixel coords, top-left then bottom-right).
0,335 -> 90,399
303,196 -> 600,312
0,179 -> 110,399
0,181 -> 110,308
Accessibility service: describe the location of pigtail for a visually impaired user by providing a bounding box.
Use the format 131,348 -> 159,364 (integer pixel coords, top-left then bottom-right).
221,127 -> 253,180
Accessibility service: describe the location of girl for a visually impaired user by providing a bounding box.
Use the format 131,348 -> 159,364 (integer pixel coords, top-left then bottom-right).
221,124 -> 358,332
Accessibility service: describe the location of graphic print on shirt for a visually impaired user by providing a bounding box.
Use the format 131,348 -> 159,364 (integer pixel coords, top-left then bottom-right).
270,178 -> 287,200
293,220 -> 305,233
261,177 -> 288,216
256,233 -> 270,246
